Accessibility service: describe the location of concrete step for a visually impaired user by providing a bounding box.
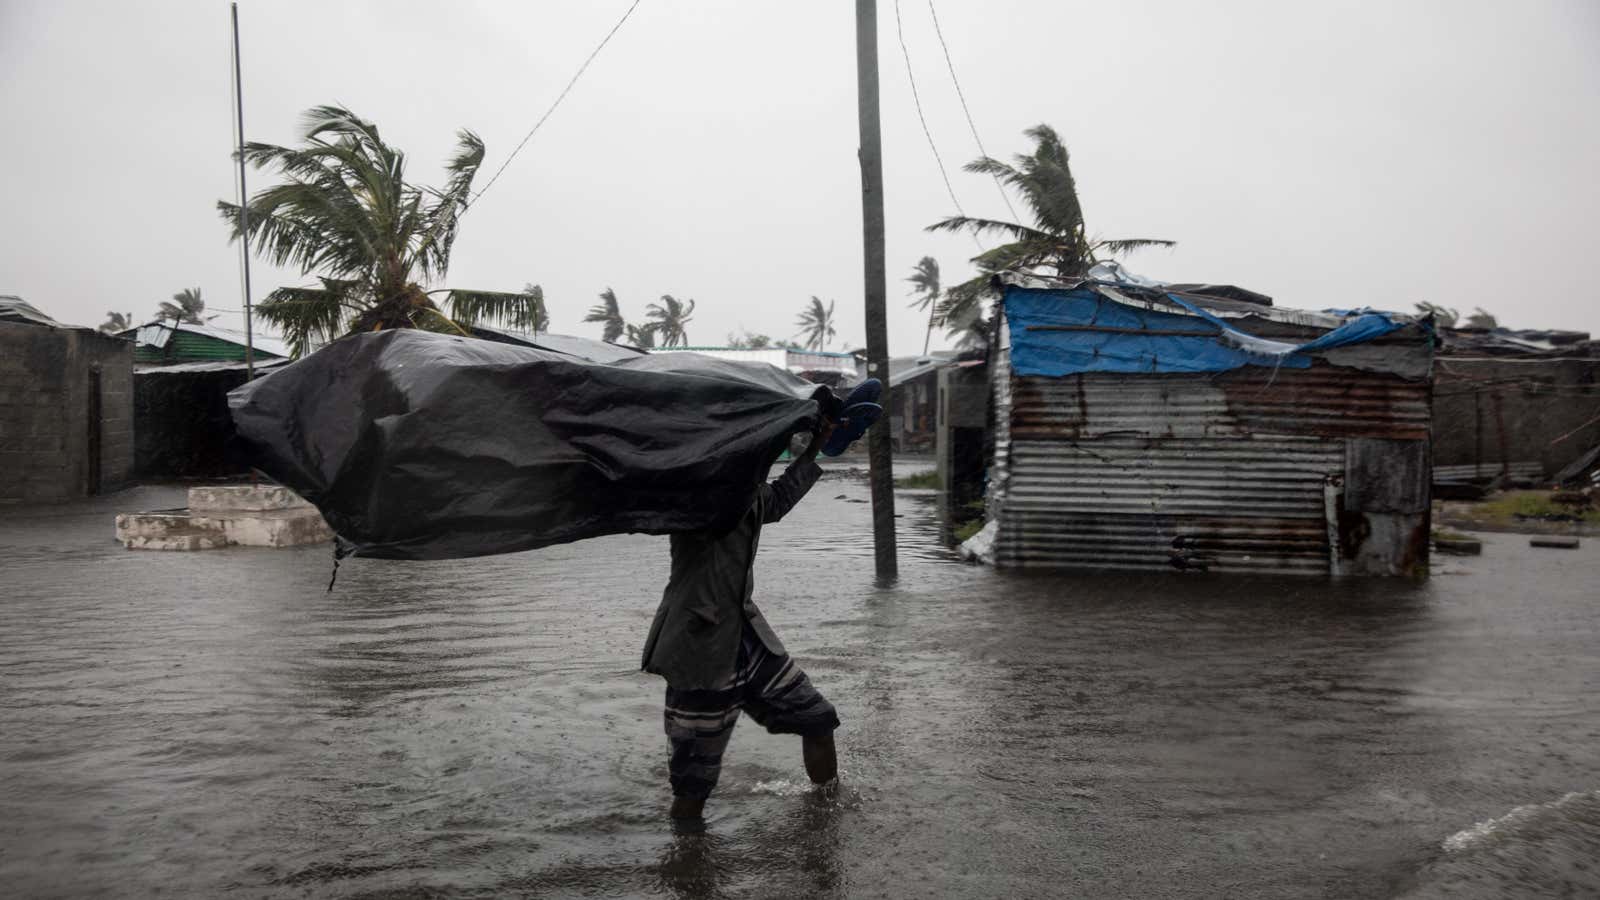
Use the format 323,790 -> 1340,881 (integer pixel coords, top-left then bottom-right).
188,484 -> 313,513
115,512 -> 231,551
116,499 -> 333,551
190,508 -> 333,547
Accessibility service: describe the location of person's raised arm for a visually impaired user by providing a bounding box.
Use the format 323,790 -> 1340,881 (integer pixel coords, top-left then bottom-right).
759,418 -> 835,524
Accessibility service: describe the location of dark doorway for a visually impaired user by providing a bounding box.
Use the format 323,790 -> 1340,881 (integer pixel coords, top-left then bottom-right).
87,366 -> 103,495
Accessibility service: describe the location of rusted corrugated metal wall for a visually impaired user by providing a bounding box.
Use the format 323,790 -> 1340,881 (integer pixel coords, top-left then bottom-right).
989,358 -> 1432,575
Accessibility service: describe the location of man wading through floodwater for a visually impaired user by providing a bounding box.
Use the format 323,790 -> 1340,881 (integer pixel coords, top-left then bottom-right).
641,417 -> 842,827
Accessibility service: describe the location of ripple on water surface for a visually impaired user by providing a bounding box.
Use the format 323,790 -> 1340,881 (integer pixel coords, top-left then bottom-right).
2,484 -> 1598,898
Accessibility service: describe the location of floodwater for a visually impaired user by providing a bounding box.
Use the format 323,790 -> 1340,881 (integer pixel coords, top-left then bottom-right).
2,472 -> 1597,899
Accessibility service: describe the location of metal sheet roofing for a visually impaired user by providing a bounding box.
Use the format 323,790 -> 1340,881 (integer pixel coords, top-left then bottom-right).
124,321 -> 291,359
135,358 -> 292,375
650,346 -> 860,377
0,295 -> 62,327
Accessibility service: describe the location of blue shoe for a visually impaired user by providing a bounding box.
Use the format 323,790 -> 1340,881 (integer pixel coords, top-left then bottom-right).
841,378 -> 882,408
825,376 -> 889,454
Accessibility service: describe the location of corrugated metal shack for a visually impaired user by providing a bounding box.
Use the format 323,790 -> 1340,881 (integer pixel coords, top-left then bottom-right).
984,274 -> 1434,576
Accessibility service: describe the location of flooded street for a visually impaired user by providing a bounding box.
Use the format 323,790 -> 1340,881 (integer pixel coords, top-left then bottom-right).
3,473 -> 1598,898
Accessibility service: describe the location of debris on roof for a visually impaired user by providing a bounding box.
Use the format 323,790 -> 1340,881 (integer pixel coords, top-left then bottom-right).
0,295 -> 63,327
997,273 -> 1423,380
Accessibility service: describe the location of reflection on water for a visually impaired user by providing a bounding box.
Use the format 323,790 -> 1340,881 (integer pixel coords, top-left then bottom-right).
1,479 -> 1597,898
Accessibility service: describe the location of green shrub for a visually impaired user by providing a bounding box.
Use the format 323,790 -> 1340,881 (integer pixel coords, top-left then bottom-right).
895,470 -> 941,490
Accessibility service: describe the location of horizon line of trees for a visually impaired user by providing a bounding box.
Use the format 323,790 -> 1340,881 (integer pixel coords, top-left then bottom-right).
211,103 -> 1503,359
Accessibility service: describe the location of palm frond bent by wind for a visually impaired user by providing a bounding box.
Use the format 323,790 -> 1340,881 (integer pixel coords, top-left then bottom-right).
218,104 -> 521,357
925,124 -> 1175,342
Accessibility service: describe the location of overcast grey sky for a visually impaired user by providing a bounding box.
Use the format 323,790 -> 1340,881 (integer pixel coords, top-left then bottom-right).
3,0 -> 1597,351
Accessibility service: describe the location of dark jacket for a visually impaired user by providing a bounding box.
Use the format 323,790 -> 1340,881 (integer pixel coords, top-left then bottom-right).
641,444 -> 823,690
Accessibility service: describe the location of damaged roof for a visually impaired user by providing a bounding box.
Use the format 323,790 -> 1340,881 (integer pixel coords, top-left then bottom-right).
123,320 -> 292,359
995,272 -> 1431,381
0,295 -> 60,327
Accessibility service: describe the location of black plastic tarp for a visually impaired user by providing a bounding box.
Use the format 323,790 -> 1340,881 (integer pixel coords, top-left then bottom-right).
228,330 -> 831,560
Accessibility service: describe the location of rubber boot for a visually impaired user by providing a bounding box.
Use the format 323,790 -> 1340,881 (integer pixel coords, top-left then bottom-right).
669,795 -> 706,833
802,733 -> 837,785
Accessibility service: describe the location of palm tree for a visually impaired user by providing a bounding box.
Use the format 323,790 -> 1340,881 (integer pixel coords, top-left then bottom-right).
950,309 -> 992,351
906,257 -> 941,355
927,124 -> 1174,340
516,283 -> 551,335
625,322 -> 658,349
1464,307 -> 1498,329
158,288 -> 210,325
99,311 -> 134,334
796,296 -> 836,350
646,295 -> 695,347
1414,302 -> 1459,327
218,104 -> 528,357
727,330 -> 773,350
586,287 -> 627,343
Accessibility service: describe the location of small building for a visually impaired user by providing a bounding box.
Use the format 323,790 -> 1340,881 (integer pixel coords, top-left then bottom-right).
134,358 -> 291,479
648,346 -> 861,387
1,296 -> 134,501
1430,328 -> 1600,482
119,321 -> 290,479
887,352 -> 959,453
936,358 -> 991,537
121,320 -> 290,365
980,274 -> 1434,577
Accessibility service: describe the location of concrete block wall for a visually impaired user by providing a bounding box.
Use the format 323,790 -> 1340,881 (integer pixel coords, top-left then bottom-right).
87,332 -> 135,492
0,322 -> 135,502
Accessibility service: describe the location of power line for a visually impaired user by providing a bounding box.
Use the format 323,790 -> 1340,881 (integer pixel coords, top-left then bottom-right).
927,0 -> 1020,224
472,0 -> 644,204
893,0 -> 983,258
894,0 -> 964,219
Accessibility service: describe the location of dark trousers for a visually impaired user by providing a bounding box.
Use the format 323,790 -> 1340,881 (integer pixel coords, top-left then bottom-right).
663,625 -> 839,799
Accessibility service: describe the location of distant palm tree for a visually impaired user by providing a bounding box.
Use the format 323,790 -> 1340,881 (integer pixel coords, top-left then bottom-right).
99,311 -> 135,334
1464,307 -> 1498,329
727,330 -> 774,350
585,287 -> 627,343
506,283 -> 550,335
906,257 -> 941,355
796,296 -> 836,350
218,104 -> 528,357
927,124 -> 1174,341
646,295 -> 695,347
625,322 -> 658,349
158,288 -> 210,325
950,311 -> 992,351
1414,302 -> 1459,327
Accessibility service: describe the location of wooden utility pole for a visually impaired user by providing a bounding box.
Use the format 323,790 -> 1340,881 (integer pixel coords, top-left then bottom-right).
855,0 -> 898,579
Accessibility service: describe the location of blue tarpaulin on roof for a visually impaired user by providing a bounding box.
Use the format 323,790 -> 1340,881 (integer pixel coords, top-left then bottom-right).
1005,286 -> 1404,378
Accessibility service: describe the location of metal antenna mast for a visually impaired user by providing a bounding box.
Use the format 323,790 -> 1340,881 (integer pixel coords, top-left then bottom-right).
231,2 -> 256,379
